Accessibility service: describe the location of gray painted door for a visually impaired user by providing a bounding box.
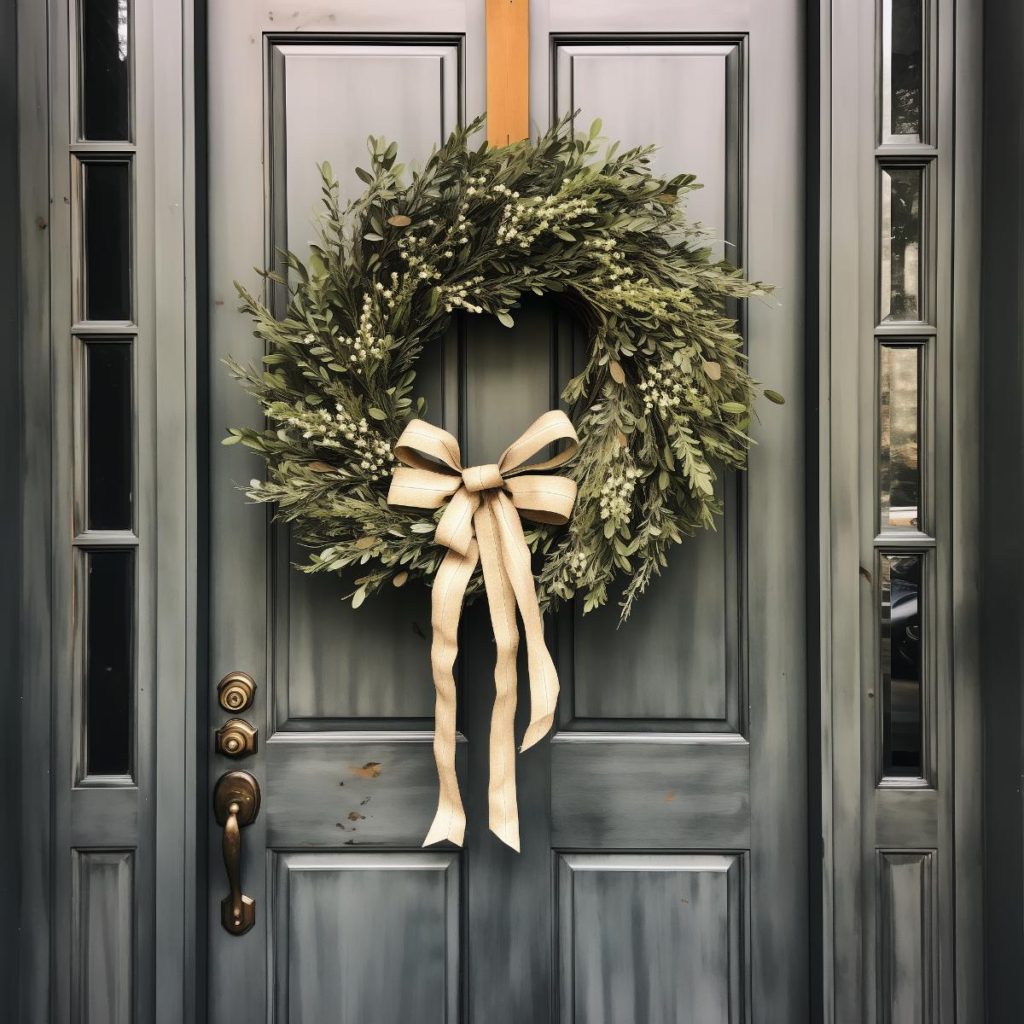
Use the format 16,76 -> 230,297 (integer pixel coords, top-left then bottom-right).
207,2 -> 805,1021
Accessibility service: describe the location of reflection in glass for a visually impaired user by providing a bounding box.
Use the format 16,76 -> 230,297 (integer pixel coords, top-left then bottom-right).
80,0 -> 131,140
85,549 -> 134,777
83,161 -> 132,321
880,167 -> 922,321
880,345 -> 921,530
86,343 -> 133,530
883,0 -> 923,141
880,554 -> 923,778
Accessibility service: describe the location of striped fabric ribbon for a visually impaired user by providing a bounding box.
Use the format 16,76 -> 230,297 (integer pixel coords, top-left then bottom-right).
386,410 -> 578,851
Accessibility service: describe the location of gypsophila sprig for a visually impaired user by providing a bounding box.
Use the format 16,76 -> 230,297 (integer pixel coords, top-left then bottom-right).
225,113 -> 780,619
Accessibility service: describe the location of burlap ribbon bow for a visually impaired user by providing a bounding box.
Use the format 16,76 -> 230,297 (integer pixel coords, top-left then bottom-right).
387,410 -> 578,851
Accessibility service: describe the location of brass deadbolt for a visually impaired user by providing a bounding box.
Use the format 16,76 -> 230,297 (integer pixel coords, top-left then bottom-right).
217,671 -> 256,712
216,718 -> 258,758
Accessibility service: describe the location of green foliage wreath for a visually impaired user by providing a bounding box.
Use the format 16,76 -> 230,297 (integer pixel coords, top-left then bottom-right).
226,114 -> 780,619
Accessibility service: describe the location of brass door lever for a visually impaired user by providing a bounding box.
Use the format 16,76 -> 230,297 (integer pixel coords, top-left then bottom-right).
213,770 -> 260,935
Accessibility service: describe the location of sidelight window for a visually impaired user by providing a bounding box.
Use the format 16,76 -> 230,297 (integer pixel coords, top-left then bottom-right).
73,0 -> 138,785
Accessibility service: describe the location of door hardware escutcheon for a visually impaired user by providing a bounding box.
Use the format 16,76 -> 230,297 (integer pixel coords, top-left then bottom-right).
213,770 -> 260,935
217,671 -> 256,712
216,718 -> 258,758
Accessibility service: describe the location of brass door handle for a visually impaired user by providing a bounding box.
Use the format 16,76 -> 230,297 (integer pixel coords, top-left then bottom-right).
213,770 -> 260,935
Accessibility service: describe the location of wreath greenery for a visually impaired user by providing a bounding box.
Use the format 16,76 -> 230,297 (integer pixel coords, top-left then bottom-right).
225,114 -> 780,620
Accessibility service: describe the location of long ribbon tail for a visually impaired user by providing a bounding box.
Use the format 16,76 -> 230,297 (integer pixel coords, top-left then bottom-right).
493,491 -> 560,751
474,495 -> 522,851
423,540 -> 479,848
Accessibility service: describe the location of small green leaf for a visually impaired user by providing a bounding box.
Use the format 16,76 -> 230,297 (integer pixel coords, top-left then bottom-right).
720,401 -> 747,414
351,587 -> 367,609
367,407 -> 388,420
764,389 -> 786,405
363,232 -> 384,242
221,433 -> 242,446
410,522 -> 436,534
497,311 -> 514,328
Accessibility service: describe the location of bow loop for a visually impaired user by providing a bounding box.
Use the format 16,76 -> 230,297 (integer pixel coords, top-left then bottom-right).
386,410 -> 578,850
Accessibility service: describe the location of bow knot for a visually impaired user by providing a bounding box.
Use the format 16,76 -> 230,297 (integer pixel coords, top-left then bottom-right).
461,463 -> 504,494
386,410 -> 578,851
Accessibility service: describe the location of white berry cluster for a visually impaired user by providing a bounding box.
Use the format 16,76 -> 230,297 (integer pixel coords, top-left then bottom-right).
373,273 -> 400,310
566,548 -> 590,580
599,464 -> 642,526
584,237 -> 676,318
441,274 -> 486,314
397,226 -> 444,282
496,185 -> 598,250
638,362 -> 684,414
275,404 -> 394,481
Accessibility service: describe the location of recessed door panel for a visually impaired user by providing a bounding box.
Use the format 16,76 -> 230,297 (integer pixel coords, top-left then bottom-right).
557,854 -> 745,1024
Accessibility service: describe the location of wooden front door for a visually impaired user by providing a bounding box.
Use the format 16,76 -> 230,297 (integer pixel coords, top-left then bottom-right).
207,2 -> 805,1020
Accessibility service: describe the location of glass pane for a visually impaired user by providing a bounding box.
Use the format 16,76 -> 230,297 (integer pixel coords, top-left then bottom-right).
85,549 -> 134,777
883,0 -> 923,141
880,166 -> 922,322
86,342 -> 133,530
83,161 -> 132,321
879,345 -> 921,530
880,553 -> 923,778
80,0 -> 131,140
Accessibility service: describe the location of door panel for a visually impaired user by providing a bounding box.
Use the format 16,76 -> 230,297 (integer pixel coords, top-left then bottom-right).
559,41 -> 742,732
208,2 -> 804,1021
271,853 -> 459,1023
557,854 -> 745,1024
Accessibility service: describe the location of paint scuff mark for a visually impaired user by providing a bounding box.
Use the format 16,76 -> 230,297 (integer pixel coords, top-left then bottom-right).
664,791 -> 677,804
347,811 -> 365,822
354,762 -> 382,779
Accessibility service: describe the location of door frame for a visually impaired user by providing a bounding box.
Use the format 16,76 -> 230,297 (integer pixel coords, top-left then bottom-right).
5,0 -> 986,1021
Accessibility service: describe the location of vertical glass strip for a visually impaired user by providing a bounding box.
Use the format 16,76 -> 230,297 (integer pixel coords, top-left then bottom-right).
80,0 -> 131,140
880,553 -> 923,778
82,160 -> 132,321
882,0 -> 924,142
85,549 -> 134,777
879,344 -> 922,531
880,166 -> 923,322
86,342 -> 133,530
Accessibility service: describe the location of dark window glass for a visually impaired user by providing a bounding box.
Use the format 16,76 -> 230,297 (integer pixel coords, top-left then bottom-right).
880,166 -> 922,322
80,0 -> 131,140
885,0 -> 923,140
881,553 -> 923,778
86,343 -> 133,529
879,345 -> 921,531
85,549 -> 134,777
83,161 -> 132,321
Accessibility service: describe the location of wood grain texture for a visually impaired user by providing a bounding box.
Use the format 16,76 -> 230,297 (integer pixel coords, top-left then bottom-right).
265,734 -> 465,847
878,851 -> 936,1024
486,0 -> 529,146
72,851 -> 134,1024
271,852 -> 459,1024
551,736 -> 750,849
557,854 -> 744,1024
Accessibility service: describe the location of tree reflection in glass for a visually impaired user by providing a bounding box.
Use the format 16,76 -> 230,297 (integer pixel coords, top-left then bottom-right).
881,167 -> 922,321
883,0 -> 923,142
880,344 -> 921,530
